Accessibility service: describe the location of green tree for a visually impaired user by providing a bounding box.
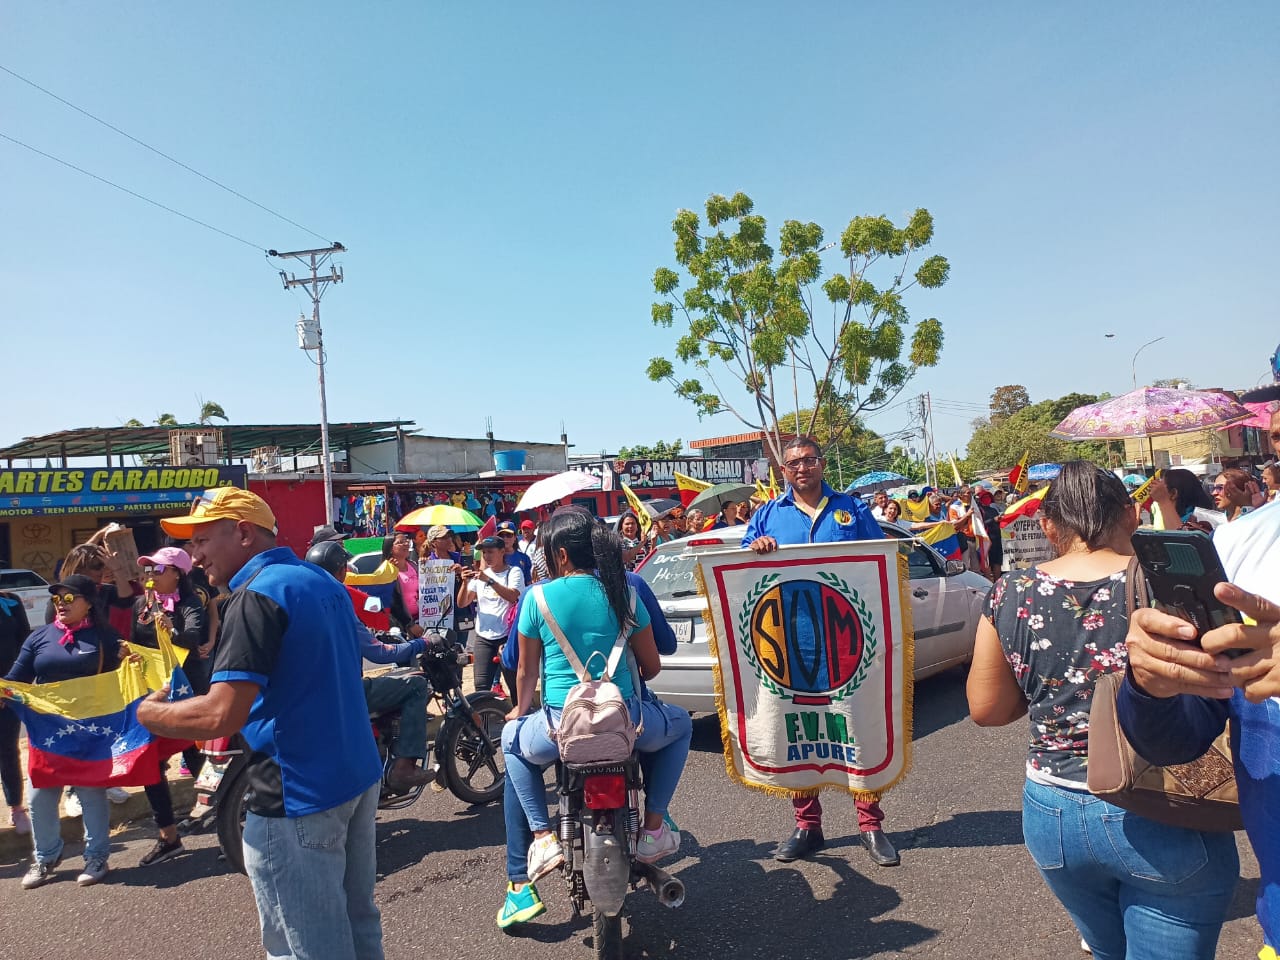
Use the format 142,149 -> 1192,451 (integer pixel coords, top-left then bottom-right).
617,439 -> 683,459
155,413 -> 179,427
198,401 -> 229,425
966,392 -> 1114,470
989,384 -> 1031,424
647,192 -> 948,464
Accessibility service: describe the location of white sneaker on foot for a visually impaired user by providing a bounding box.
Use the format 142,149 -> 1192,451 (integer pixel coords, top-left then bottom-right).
63,789 -> 82,818
77,858 -> 109,886
11,806 -> 31,835
21,856 -> 61,889
636,822 -> 679,863
106,787 -> 129,804
527,834 -> 564,882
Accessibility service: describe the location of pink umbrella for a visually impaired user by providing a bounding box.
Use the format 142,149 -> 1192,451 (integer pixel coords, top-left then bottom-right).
1215,401 -> 1278,431
1050,387 -> 1253,440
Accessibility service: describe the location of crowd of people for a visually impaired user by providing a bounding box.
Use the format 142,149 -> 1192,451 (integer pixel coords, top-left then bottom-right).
1,400 -> 1279,959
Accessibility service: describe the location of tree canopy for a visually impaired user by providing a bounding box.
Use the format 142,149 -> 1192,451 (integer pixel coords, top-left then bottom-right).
617,439 -> 683,459
965,392 -> 1114,470
988,384 -> 1031,423
646,191 -> 948,464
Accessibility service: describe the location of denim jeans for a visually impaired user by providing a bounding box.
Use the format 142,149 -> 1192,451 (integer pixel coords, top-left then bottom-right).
362,674 -> 429,759
243,783 -> 383,960
1022,779 -> 1238,960
501,696 -> 693,882
29,784 -> 110,864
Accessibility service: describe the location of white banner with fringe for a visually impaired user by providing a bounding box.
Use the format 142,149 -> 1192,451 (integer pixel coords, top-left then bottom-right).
695,540 -> 913,799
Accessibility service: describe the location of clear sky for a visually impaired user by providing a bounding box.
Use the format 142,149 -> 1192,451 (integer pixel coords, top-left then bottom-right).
3,3 -> 1276,462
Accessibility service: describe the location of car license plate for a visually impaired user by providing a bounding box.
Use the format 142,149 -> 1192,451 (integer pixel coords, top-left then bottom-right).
674,619 -> 693,643
194,760 -> 228,793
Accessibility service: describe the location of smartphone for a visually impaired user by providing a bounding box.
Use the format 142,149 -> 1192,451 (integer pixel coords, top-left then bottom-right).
1130,529 -> 1244,651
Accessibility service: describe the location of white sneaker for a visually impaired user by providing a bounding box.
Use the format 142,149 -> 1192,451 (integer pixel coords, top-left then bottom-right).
76,858 -> 109,886
11,807 -> 31,835
636,822 -> 680,863
527,833 -> 564,882
1080,938 -> 1092,954
63,789 -> 82,818
106,787 -> 129,804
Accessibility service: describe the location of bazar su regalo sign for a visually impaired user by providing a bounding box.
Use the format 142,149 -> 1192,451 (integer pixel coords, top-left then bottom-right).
695,540 -> 913,799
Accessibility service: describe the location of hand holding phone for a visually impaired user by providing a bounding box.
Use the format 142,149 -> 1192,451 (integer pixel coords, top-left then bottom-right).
1130,529 -> 1245,655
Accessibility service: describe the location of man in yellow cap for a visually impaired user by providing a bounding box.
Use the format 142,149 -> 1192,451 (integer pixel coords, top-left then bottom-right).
137,487 -> 384,960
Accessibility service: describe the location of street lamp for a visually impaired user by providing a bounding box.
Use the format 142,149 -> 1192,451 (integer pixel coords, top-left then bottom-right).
1131,337 -> 1165,389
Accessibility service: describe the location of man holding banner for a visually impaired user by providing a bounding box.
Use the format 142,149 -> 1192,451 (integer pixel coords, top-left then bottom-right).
741,436 -> 901,868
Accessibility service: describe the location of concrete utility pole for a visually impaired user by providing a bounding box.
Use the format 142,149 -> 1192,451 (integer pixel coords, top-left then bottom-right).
269,242 -> 345,524
918,393 -> 938,490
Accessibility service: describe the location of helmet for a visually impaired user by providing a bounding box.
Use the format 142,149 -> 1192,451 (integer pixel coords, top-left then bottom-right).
305,540 -> 351,580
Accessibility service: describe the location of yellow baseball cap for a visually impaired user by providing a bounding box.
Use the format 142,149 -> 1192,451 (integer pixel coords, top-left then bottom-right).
161,487 -> 277,537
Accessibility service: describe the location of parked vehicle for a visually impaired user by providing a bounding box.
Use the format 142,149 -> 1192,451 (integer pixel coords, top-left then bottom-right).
204,631 -> 506,873
0,568 -> 51,622
636,522 -> 991,712
552,756 -> 685,960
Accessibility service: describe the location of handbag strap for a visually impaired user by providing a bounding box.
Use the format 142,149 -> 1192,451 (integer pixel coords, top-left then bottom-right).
1123,555 -> 1150,615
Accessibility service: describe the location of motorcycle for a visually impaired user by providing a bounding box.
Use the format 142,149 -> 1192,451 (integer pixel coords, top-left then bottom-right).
188,631 -> 507,874
553,755 -> 686,960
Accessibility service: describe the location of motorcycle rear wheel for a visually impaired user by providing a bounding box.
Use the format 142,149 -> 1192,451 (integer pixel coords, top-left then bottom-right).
440,699 -> 506,805
592,910 -> 623,960
215,762 -> 252,875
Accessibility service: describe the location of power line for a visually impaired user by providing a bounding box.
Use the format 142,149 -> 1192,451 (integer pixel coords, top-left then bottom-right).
0,130 -> 265,251
0,62 -> 332,245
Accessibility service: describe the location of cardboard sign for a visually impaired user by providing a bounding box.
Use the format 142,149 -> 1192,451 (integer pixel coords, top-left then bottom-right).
1001,516 -> 1054,570
417,558 -> 456,632
696,540 -> 913,799
100,524 -> 140,586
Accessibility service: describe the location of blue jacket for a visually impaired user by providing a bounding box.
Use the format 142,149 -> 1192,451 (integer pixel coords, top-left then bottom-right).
1118,681 -> 1280,946
740,482 -> 883,548
501,572 -> 675,672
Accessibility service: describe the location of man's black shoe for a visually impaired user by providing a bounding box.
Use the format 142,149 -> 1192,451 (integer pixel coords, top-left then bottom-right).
860,829 -> 900,866
775,828 -> 825,862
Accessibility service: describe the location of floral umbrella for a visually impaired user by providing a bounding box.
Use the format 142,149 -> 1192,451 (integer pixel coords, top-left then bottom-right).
1049,387 -> 1253,440
1214,401 -> 1278,431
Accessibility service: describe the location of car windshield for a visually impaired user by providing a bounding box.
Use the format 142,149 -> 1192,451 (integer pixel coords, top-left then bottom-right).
0,570 -> 48,589
637,549 -> 704,601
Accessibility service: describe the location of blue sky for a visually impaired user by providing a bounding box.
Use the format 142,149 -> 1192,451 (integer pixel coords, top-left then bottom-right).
3,3 -> 1276,462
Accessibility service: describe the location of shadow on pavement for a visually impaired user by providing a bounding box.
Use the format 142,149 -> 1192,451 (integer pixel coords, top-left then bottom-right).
374,800 -> 505,877
899,809 -> 1024,851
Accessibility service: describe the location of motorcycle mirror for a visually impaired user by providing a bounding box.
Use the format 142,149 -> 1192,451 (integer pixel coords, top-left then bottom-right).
364,596 -> 383,614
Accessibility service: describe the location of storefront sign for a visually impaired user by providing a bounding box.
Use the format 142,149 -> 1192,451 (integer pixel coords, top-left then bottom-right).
592,458 -> 770,490
0,466 -> 246,516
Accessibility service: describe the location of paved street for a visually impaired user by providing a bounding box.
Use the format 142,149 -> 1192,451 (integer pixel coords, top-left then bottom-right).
0,670 -> 1261,960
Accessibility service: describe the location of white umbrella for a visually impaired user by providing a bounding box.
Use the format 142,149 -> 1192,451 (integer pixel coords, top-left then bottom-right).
515,470 -> 601,512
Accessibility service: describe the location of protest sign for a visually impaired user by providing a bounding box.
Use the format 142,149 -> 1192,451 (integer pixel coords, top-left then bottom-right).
1001,515 -> 1054,569
417,558 -> 457,632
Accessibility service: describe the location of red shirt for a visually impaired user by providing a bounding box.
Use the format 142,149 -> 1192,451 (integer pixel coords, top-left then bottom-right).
345,584 -> 390,631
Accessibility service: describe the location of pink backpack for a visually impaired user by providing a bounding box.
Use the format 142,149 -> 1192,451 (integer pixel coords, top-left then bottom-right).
532,584 -> 642,764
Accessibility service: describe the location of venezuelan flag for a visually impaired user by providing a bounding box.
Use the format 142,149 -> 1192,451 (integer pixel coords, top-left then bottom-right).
1000,486 -> 1049,528
1,623 -> 191,788
345,558 -> 400,611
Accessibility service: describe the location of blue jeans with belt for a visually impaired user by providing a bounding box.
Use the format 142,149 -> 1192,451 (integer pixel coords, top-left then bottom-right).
1021,779 -> 1238,960
502,695 -> 692,882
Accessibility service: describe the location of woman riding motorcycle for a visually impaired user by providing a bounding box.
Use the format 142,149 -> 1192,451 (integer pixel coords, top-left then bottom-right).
305,540 -> 432,791
496,507 -> 692,929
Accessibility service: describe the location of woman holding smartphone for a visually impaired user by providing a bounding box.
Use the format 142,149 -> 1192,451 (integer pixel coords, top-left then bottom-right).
458,536 -> 525,695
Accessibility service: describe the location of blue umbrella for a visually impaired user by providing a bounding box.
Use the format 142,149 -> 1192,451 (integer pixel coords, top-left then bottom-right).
847,470 -> 909,494
1028,463 -> 1061,481
1122,473 -> 1149,487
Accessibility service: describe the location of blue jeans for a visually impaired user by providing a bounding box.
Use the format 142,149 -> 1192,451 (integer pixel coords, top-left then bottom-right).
243,783 -> 383,960
502,696 -> 692,882
1022,779 -> 1238,960
29,784 -> 110,865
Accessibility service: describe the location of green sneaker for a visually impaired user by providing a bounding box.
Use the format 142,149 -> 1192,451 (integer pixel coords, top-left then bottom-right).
496,882 -> 545,930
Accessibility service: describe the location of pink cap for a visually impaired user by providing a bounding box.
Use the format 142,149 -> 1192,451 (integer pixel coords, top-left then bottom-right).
137,546 -> 193,573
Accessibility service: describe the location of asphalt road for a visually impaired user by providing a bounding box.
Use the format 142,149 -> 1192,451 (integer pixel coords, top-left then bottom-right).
0,671 -> 1262,960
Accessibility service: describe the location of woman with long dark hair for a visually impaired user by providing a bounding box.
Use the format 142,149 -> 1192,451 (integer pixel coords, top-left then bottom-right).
5,574 -> 123,888
496,508 -> 691,929
129,547 -> 208,866
967,462 -> 1238,957
1149,467 -> 1215,531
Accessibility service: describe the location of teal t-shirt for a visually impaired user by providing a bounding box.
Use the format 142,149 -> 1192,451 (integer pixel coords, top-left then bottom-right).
518,575 -> 650,708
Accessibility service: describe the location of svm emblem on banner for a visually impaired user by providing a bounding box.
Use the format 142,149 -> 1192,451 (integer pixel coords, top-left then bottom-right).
694,540 -> 913,800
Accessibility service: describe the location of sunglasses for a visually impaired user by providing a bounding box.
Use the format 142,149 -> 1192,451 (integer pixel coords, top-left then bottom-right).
141,564 -> 171,575
51,593 -> 84,606
782,456 -> 822,471
1211,485 -> 1226,493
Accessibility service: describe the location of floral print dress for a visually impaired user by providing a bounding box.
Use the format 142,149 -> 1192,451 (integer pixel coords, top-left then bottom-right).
985,566 -> 1130,787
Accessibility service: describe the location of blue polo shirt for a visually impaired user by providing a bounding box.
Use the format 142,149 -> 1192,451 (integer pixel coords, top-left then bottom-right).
741,481 -> 884,547
210,547 -> 381,818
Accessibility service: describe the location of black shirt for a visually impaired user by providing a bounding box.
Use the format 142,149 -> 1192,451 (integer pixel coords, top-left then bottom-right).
0,592 -> 32,677
130,591 -> 211,694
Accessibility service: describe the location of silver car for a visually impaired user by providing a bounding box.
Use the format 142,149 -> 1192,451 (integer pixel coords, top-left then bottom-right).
637,522 -> 992,713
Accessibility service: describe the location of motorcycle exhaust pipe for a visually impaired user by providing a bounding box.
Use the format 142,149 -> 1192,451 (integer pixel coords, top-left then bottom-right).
634,861 -> 685,909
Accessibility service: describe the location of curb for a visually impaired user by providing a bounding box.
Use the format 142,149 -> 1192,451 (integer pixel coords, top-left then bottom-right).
1,779 -> 197,862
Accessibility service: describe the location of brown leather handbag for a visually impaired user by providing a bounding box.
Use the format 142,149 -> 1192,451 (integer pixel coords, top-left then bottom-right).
1085,559 -> 1243,832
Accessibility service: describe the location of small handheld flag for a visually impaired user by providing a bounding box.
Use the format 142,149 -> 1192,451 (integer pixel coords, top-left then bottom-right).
1008,451 -> 1030,494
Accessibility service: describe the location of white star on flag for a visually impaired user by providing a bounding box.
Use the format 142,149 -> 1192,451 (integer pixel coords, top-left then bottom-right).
43,737 -> 55,747
175,684 -> 192,697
